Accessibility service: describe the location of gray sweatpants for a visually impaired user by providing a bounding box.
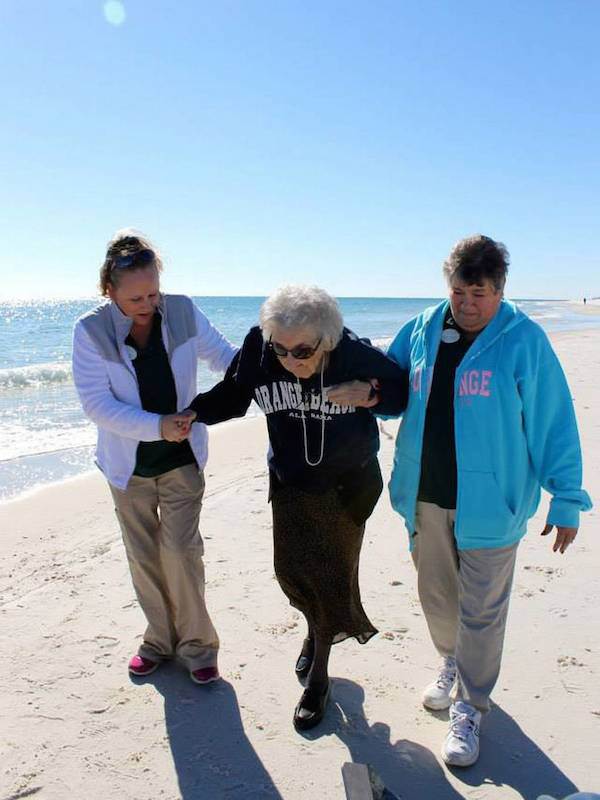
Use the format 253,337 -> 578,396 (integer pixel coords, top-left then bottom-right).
412,501 -> 518,713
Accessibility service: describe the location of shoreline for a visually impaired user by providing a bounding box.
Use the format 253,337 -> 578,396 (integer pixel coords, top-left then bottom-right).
0,412 -> 264,506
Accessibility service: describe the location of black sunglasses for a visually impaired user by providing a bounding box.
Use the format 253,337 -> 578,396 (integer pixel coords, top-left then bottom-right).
268,336 -> 322,360
112,248 -> 155,270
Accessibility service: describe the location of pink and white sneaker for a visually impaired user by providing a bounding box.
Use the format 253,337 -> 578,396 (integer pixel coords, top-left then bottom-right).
190,666 -> 220,685
128,654 -> 159,676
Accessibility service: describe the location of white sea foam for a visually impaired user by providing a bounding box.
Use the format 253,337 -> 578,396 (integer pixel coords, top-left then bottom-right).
0,362 -> 72,390
0,421 -> 96,462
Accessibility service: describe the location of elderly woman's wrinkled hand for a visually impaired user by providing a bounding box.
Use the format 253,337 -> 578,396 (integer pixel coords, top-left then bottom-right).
160,410 -> 196,442
327,379 -> 380,408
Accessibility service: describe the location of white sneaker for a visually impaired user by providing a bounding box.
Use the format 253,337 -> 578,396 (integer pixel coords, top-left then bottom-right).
422,656 -> 457,710
441,700 -> 481,767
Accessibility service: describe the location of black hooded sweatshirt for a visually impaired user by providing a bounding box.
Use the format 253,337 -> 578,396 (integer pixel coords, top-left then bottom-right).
189,326 -> 408,523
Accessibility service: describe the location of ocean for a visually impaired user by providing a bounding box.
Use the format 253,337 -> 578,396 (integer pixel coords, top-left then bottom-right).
1,296 -> 597,503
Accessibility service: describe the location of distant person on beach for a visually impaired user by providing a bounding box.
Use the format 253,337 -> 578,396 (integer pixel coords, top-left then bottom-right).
72,230 -> 236,685
180,285 -> 408,731
384,234 -> 592,767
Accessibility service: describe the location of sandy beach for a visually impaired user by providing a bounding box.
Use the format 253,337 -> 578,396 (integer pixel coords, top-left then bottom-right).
1,329 -> 599,800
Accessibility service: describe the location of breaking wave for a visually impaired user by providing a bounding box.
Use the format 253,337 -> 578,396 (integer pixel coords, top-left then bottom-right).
0,362 -> 73,390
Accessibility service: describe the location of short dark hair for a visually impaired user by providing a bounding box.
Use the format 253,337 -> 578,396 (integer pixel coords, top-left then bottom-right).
99,228 -> 163,296
443,235 -> 509,292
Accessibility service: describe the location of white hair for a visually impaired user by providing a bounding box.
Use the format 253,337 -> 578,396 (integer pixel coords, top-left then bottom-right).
259,284 -> 344,351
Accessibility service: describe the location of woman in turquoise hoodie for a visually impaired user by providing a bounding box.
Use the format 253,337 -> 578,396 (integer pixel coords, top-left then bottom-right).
386,235 -> 591,768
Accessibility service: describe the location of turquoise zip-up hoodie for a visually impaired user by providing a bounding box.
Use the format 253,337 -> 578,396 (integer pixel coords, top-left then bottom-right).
386,299 -> 592,550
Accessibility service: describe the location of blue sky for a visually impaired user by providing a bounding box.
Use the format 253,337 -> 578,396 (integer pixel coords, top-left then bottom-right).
1,1 -> 599,300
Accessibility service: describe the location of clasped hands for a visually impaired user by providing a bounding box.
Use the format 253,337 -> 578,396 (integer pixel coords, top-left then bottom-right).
159,379 -> 381,444
160,409 -> 197,442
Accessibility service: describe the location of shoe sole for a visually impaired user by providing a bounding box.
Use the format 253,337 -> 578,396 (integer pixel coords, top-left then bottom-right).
293,683 -> 331,732
129,663 -> 159,677
422,695 -> 452,711
190,673 -> 221,685
440,745 -> 479,767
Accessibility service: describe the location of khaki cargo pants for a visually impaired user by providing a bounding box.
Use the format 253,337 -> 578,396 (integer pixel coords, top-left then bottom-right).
110,464 -> 219,671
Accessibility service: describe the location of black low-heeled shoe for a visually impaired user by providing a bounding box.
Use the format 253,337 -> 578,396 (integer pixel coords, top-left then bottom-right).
295,639 -> 314,683
293,681 -> 331,731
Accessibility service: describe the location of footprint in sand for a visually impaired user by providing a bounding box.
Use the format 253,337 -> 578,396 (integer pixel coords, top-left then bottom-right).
557,654 -> 587,696
523,565 -> 564,579
557,655 -> 585,668
262,620 -> 299,636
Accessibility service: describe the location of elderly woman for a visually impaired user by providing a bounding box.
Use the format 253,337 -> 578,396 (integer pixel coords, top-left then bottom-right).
72,230 -> 236,684
182,285 -> 408,730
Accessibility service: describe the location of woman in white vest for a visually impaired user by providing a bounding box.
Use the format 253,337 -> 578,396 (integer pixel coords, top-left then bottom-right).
72,229 -> 236,684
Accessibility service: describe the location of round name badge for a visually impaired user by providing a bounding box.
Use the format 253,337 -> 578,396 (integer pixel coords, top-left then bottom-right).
125,345 -> 138,360
441,328 -> 460,344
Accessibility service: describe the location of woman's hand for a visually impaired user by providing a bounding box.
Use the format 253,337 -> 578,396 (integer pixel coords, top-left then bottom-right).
160,410 -> 196,442
327,379 -> 380,408
541,522 -> 578,554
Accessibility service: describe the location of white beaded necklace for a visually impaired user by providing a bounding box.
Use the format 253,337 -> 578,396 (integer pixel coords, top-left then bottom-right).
296,358 -> 325,467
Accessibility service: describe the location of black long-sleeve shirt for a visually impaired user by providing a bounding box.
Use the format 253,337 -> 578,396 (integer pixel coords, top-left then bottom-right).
418,311 -> 479,509
189,326 -> 408,523
126,312 -> 196,477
